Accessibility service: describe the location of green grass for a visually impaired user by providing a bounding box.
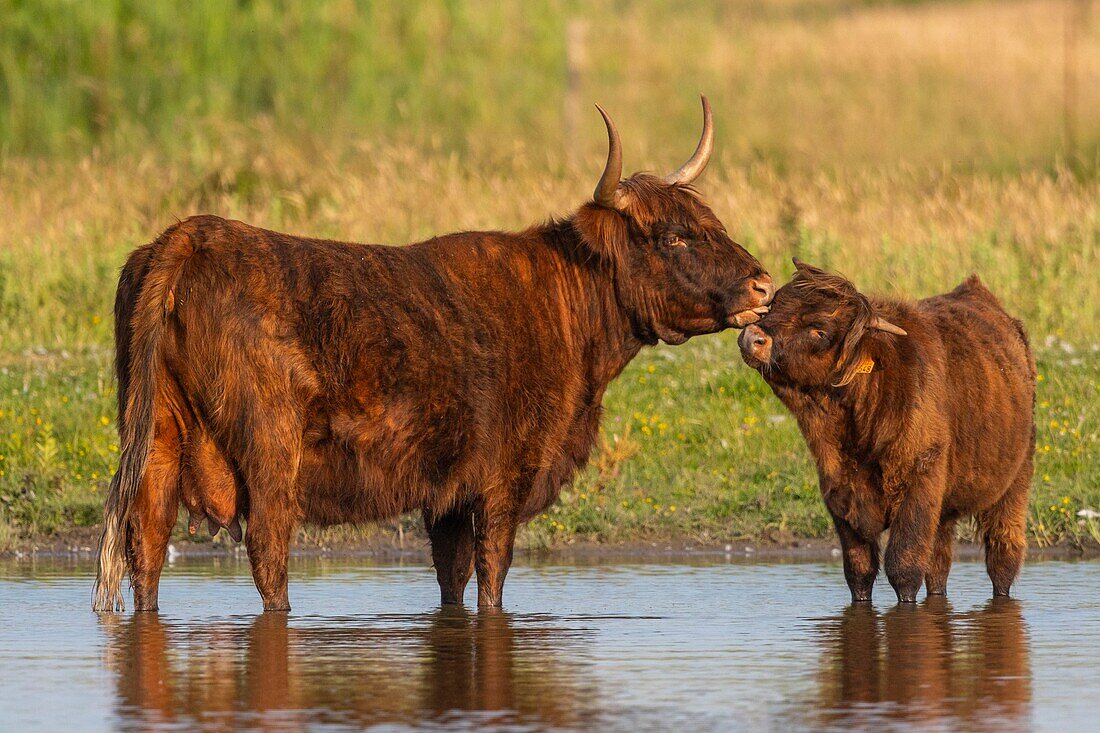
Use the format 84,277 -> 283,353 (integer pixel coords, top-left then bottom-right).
0,301 -> 1096,550
0,0 -> 1098,550
3,1 -> 1099,169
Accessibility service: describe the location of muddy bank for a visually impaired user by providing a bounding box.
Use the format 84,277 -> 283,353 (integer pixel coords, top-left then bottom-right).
4,524 -> 1094,563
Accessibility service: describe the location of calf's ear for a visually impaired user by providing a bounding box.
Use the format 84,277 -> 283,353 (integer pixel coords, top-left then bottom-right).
791,257 -> 826,275
869,315 -> 907,336
573,204 -> 630,267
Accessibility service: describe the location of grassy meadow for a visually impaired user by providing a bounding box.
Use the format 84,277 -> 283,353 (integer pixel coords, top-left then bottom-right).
1,0 -> 1098,552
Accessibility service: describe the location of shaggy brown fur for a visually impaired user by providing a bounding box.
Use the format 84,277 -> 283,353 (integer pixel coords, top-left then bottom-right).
740,260 -> 1035,603
93,171 -> 772,612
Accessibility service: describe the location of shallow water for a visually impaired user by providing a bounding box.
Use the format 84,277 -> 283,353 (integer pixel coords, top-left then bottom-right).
0,556 -> 1097,732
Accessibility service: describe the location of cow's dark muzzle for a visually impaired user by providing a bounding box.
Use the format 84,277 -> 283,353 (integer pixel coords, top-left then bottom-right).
728,274 -> 775,328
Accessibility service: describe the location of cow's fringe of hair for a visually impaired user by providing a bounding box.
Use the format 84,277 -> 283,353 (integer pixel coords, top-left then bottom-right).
831,301 -> 875,387
789,265 -> 878,388
92,229 -> 193,612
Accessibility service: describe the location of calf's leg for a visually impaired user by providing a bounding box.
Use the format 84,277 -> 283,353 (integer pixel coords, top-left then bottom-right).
884,483 -> 943,603
979,460 -> 1030,597
425,506 -> 476,605
473,500 -> 518,609
832,513 -> 879,602
924,519 -> 957,596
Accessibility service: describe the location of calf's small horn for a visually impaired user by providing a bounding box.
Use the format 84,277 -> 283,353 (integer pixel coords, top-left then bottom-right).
593,104 -> 625,210
870,316 -> 908,336
663,95 -> 714,186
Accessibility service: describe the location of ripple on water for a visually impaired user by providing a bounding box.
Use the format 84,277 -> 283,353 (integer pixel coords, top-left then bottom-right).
0,557 -> 1097,732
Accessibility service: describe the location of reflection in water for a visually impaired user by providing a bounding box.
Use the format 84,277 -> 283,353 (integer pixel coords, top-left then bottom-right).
102,609 -> 598,731
816,597 -> 1032,731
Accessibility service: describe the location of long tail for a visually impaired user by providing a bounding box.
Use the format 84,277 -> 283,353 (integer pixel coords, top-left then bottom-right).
93,226 -> 194,612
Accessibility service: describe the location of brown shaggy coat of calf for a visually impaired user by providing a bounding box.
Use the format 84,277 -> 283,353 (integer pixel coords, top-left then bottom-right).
740,260 -> 1035,603
93,98 -> 774,612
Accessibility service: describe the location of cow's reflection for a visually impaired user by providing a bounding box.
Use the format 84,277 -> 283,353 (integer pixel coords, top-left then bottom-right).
103,608 -> 594,730
816,597 -> 1031,730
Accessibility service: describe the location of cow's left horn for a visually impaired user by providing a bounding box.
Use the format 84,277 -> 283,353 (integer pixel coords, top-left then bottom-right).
593,103 -> 625,210
663,95 -> 714,186
870,316 -> 908,336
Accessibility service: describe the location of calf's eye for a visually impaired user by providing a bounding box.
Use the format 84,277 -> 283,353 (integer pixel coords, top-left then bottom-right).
810,328 -> 829,342
663,233 -> 688,248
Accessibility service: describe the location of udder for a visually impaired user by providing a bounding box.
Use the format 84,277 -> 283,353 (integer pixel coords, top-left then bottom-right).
180,429 -> 243,542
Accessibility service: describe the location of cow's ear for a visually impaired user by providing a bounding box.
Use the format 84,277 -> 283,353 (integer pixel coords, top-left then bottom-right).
792,258 -> 827,276
573,204 -> 629,266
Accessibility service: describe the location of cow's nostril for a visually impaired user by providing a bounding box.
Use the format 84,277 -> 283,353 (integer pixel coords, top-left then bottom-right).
749,275 -> 775,304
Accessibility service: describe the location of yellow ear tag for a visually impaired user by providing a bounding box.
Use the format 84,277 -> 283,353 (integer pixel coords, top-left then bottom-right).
854,358 -> 875,375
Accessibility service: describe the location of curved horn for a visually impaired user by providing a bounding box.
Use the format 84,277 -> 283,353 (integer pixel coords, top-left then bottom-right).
593,103 -> 624,209
663,94 -> 714,186
870,316 -> 908,337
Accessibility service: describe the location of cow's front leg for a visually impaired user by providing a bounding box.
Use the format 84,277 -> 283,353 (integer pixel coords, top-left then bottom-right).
831,512 -> 880,603
884,465 -> 945,603
473,500 -> 518,609
425,505 -> 476,605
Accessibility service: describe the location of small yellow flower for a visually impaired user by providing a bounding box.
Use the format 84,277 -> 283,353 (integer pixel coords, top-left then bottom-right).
669,505 -> 677,512
99,416 -> 110,426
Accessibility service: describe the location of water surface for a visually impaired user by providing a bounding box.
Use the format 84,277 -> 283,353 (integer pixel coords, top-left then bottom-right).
0,556 -> 1096,731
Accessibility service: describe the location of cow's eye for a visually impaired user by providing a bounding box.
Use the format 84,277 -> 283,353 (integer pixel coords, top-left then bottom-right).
809,327 -> 830,343
662,232 -> 688,248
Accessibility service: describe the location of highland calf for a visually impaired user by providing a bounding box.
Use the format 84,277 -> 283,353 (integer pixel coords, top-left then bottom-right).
739,260 -> 1035,603
94,97 -> 774,613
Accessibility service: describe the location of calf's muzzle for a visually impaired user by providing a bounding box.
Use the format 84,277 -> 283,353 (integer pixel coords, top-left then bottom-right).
739,323 -> 772,364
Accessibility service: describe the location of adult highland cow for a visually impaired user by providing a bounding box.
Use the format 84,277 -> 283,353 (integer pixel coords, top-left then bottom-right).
739,261 -> 1034,603
94,97 -> 774,612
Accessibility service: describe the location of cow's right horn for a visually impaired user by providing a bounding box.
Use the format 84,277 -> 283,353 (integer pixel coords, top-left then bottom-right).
593,103 -> 625,210
663,95 -> 714,186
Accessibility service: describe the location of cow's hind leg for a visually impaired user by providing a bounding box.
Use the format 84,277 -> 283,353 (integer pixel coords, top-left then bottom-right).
473,500 -> 518,609
925,519 -> 957,596
426,505 -> 476,605
128,410 -> 182,611
239,426 -> 301,612
979,459 -> 1030,597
